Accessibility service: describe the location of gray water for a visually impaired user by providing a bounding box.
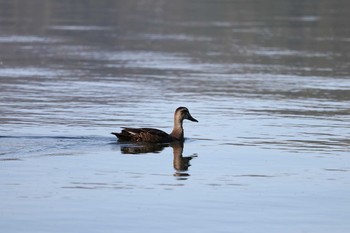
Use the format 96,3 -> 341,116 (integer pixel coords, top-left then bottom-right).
1,0 -> 350,232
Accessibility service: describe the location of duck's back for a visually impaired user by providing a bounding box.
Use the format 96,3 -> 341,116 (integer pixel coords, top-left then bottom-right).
112,128 -> 173,143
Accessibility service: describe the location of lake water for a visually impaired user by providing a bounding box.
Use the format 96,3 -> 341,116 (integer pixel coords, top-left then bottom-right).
1,0 -> 350,232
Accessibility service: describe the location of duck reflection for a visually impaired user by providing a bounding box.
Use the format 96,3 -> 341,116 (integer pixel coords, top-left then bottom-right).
120,142 -> 197,178
120,143 -> 165,154
172,142 -> 197,178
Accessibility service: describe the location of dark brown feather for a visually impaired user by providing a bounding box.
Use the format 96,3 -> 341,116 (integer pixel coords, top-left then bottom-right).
112,127 -> 173,143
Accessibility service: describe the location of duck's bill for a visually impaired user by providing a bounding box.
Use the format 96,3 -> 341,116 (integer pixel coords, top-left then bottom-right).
188,114 -> 198,122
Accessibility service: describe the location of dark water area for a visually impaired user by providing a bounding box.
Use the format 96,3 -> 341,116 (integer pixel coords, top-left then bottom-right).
1,0 -> 350,232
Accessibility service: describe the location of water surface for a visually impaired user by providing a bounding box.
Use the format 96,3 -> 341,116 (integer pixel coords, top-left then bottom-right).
1,0 -> 350,232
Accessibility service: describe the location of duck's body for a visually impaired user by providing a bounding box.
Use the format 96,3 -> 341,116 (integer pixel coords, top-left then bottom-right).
112,127 -> 173,143
112,107 -> 198,143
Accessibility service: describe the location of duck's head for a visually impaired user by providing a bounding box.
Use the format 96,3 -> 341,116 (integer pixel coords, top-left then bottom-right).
175,107 -> 198,123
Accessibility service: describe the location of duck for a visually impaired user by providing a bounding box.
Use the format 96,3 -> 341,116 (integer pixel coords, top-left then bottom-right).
111,107 -> 198,143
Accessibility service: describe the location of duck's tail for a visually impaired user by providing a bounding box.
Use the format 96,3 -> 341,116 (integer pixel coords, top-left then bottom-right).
111,131 -> 131,141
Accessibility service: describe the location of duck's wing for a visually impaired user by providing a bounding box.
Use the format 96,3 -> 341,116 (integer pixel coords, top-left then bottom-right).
112,128 -> 172,143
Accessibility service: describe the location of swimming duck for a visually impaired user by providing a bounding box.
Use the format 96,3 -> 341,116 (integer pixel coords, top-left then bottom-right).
112,107 -> 198,143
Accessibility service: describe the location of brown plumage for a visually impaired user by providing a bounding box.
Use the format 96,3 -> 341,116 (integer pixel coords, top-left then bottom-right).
111,107 -> 198,143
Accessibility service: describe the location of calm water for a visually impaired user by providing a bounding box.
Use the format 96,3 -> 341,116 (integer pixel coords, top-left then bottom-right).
1,0 -> 350,232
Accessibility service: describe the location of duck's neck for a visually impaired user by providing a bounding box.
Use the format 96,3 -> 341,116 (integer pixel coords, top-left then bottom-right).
170,119 -> 184,141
